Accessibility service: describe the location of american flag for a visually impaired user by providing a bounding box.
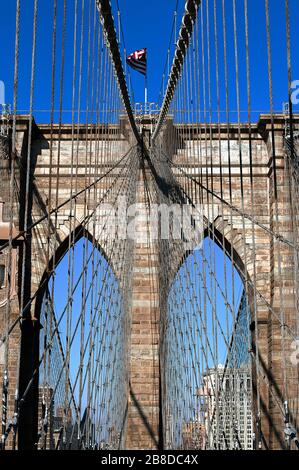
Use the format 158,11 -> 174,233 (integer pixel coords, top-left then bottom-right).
126,48 -> 147,76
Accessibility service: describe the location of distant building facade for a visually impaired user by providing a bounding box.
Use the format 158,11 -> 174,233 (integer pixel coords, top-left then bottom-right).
182,421 -> 206,450
199,293 -> 254,449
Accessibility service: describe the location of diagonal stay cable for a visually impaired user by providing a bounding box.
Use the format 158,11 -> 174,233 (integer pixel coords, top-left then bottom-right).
7,150 -> 139,419
0,145 -> 136,254
0,148 -> 137,347
156,147 -> 297,250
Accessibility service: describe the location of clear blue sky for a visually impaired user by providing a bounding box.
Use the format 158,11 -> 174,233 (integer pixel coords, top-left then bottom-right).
1,0 -> 299,123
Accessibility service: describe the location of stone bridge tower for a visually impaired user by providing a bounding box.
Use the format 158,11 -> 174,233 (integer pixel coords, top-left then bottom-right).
0,114 -> 298,449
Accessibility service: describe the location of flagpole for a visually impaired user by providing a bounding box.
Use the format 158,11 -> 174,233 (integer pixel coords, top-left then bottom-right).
144,72 -> 147,113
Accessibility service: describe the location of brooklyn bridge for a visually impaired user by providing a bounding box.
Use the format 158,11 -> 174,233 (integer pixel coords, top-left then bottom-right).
0,0 -> 298,451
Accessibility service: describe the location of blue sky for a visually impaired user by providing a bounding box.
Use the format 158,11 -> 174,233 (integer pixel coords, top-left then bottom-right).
116,0 -> 299,118
1,0 -> 299,123
40,237 -> 127,437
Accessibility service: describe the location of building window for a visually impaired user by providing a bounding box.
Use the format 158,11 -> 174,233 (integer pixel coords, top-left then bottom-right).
0,264 -> 5,288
